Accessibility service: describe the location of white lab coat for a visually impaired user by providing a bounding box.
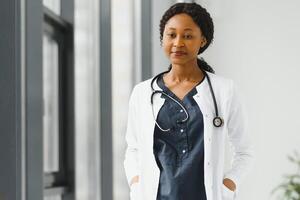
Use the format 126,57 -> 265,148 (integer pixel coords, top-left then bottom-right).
123,71 -> 254,200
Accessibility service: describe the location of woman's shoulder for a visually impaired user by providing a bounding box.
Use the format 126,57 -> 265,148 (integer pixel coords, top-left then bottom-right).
130,77 -> 153,99
205,72 -> 240,101
206,71 -> 232,84
132,78 -> 152,92
206,71 -> 235,89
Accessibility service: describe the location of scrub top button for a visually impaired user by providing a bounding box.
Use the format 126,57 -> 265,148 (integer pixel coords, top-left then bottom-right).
180,129 -> 184,133
182,149 -> 186,153
180,109 -> 183,112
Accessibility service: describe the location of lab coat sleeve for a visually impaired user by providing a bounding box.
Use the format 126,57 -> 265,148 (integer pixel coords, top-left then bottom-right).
123,85 -> 141,186
223,80 -> 255,192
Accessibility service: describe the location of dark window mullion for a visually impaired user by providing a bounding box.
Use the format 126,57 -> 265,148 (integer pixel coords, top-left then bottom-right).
58,32 -> 68,187
44,6 -> 70,29
44,172 -> 68,188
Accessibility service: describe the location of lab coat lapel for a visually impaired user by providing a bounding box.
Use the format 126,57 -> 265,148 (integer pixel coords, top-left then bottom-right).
140,79 -> 165,199
192,76 -> 217,200
193,77 -> 215,117
141,79 -> 165,153
151,79 -> 166,119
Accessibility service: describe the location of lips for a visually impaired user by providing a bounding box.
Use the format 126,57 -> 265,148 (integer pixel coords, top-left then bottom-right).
172,51 -> 187,56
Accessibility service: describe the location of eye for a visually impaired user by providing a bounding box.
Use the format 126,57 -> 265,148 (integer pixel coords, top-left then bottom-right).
167,33 -> 176,38
184,35 -> 193,39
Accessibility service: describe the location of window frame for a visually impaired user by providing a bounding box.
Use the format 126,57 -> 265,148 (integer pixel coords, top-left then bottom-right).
42,6 -> 75,199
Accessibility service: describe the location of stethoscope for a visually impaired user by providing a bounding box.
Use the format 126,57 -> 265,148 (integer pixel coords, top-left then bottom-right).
150,69 -> 224,132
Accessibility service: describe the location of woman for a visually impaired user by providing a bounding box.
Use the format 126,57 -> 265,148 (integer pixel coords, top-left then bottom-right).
124,2 -> 254,200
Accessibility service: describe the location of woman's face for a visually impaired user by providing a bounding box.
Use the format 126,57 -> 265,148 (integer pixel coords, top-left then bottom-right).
162,13 -> 207,65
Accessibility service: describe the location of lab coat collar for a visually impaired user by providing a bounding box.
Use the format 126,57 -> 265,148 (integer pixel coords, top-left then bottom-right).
150,74 -> 211,120
151,72 -> 209,98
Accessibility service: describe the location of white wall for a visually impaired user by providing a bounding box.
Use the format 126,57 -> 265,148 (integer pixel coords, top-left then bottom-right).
195,0 -> 300,199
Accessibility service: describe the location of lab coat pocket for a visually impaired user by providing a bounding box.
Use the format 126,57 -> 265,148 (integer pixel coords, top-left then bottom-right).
129,182 -> 140,200
221,184 -> 235,200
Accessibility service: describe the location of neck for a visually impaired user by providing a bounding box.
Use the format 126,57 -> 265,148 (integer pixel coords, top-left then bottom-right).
167,59 -> 204,83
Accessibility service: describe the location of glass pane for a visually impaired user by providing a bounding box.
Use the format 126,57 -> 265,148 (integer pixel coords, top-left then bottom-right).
43,0 -> 61,15
44,195 -> 62,200
43,34 -> 60,173
74,0 -> 101,199
112,0 -> 134,199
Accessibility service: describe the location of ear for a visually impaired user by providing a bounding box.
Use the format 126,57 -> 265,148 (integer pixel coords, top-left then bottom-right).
200,37 -> 207,48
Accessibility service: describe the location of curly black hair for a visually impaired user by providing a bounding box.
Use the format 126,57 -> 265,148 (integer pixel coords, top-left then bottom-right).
160,2 -> 215,73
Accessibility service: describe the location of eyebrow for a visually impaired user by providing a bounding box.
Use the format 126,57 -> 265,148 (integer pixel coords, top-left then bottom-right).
167,27 -> 193,31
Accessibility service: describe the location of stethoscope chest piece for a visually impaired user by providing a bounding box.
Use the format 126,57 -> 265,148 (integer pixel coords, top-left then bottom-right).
213,116 -> 223,127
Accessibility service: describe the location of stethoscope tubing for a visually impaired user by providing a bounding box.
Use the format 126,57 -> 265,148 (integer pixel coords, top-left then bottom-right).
150,69 -> 223,131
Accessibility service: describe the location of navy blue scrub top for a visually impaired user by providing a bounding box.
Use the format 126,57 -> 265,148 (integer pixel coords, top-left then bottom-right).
153,73 -> 207,200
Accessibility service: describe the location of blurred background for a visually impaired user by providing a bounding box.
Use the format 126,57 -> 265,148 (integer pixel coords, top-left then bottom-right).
1,0 -> 300,199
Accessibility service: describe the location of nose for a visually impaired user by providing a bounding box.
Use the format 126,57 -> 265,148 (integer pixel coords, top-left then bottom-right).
173,36 -> 185,47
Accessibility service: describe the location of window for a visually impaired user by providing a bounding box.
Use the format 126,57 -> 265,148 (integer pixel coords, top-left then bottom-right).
42,5 -> 74,200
